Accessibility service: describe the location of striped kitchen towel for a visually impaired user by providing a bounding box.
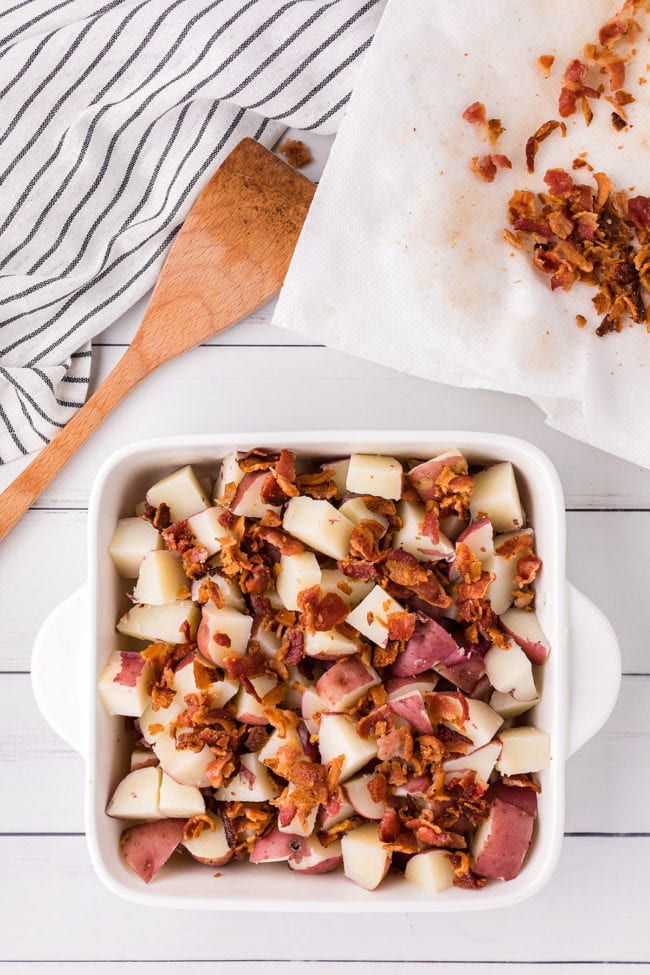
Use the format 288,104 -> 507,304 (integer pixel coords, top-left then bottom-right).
0,0 -> 384,463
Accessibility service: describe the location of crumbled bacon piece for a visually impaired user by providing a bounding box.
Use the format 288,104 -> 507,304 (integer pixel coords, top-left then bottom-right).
377,806 -> 401,843
537,54 -> 555,78
141,501 -> 171,530
376,727 -> 414,761
462,101 -> 486,126
162,519 -> 194,553
386,611 -> 416,642
296,468 -> 338,500
278,139 -> 311,168
349,518 -> 384,562
525,120 -> 566,174
183,813 -> 216,841
470,153 -> 512,183
338,557 -> 378,581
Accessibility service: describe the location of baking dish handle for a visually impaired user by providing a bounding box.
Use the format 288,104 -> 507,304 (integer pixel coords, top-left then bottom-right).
567,582 -> 621,757
31,585 -> 86,756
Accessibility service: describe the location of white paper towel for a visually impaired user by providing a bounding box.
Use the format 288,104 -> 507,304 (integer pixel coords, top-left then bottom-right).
273,0 -> 650,469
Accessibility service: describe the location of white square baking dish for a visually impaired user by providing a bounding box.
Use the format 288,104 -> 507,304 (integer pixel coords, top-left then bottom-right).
32,431 -> 621,911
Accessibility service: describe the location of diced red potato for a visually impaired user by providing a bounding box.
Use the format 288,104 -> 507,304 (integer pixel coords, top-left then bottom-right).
213,451 -> 244,503
283,667 -> 312,712
130,748 -> 159,772
172,651 -> 239,707
109,517 -> 162,578
391,617 -> 464,678
341,823 -> 392,890
339,497 -> 389,532
138,696 -> 184,746
283,496 -> 355,560
117,600 -> 200,644
231,470 -> 281,519
344,773 -> 386,820
471,798 -> 535,881
487,780 -> 539,817
386,675 -> 438,698
304,628 -> 359,660
233,675 -> 278,725
460,699 -> 504,748
485,642 -> 538,702
319,568 -> 373,608
146,465 -> 210,522
407,450 -> 466,501
197,603 -> 253,666
483,529 -> 534,615
153,732 -> 215,788
497,726 -> 551,775
393,500 -> 454,562
442,740 -> 501,783
469,462 -> 525,533
216,752 -> 281,802
107,766 -> 163,821
158,772 -> 205,818
318,714 -> 378,782
288,835 -> 343,874
133,549 -> 188,605
277,783 -> 319,836
439,513 -> 468,541
275,551 -> 321,613
404,850 -> 456,893
98,651 -> 153,717
489,689 -> 539,719
388,690 -> 434,734
320,792 -> 355,831
257,726 -> 307,767
190,571 -> 246,611
500,609 -> 551,665
301,687 -> 328,735
323,457 -> 350,498
186,506 -> 232,556
182,811 -> 232,866
250,827 -> 296,864
345,453 -> 403,500
347,585 -> 406,648
120,817 -> 187,884
392,774 -> 431,800
316,658 -> 380,711
457,518 -> 494,562
252,621 -> 282,661
433,654 -> 486,695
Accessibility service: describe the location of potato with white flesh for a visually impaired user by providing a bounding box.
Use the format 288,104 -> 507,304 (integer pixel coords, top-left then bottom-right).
191,571 -> 246,612
158,773 -> 205,818
344,774 -> 385,820
483,529 -> 534,615
324,457 -> 350,497
318,714 -> 378,782
283,496 -> 354,560
469,461 -> 525,533
213,451 -> 244,502
252,622 -> 282,661
138,695 -> 184,745
130,749 -> 158,771
407,449 -> 466,500
182,811 -> 232,866
109,517 -> 162,578
304,628 -> 359,660
276,552 -> 321,612
120,818 -> 186,884
172,652 -> 239,707
390,616 -> 462,678
98,651 -> 153,717
231,470 -> 282,519
485,642 -> 538,702
472,797 -> 535,881
301,687 -> 328,735
386,675 -> 438,698
288,835 -> 343,874
257,726 -> 304,767
393,499 -> 454,562
186,506 -> 231,556
153,732 -> 214,788
197,602 -> 253,666
117,600 -> 199,644
388,690 -> 434,734
347,585 -> 405,648
346,453 -> 403,500
500,608 -> 550,665
319,568 -> 373,608
320,794 -> 355,831
457,518 -> 494,561
215,752 -> 280,802
461,698 -> 504,748
405,850 -> 456,894
233,675 -> 278,725
442,741 -> 501,783
133,550 -> 187,605
249,827 -> 295,864
146,465 -> 210,522
277,784 -> 319,836
339,497 -> 389,532
316,658 -> 380,712
341,823 -> 391,890
497,726 -> 550,775
107,766 -> 163,820
489,690 -> 539,719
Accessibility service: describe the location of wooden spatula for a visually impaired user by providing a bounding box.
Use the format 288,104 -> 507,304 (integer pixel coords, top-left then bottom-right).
0,139 -> 314,542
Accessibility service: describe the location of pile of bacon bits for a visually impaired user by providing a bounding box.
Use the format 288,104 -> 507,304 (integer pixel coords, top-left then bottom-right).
507,168 -> 650,334
100,447 -> 551,893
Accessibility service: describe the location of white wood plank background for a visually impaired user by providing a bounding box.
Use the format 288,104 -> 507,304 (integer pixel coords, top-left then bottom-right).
1,130 -> 649,974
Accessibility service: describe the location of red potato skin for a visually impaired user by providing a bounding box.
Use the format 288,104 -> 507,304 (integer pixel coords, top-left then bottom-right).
407,453 -> 464,501
473,799 -> 535,881
231,471 -> 265,514
433,655 -> 485,694
487,781 -> 539,818
389,693 -> 434,734
120,818 -> 186,884
249,828 -> 299,864
501,621 -> 549,666
316,658 -> 375,708
288,853 -> 343,874
391,618 -> 463,677
189,849 -> 234,867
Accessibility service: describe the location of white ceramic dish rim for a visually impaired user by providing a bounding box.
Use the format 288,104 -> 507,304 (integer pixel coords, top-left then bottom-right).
32,430 -> 621,913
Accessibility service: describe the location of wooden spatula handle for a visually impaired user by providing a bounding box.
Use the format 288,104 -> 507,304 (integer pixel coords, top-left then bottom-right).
0,346 -> 146,541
